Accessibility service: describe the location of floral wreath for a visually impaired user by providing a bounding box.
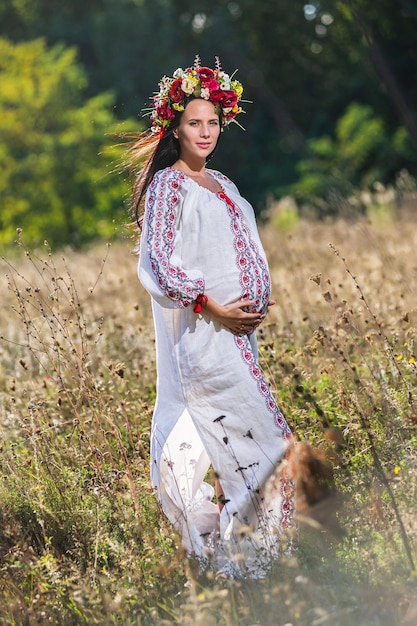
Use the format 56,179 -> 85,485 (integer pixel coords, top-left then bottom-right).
147,55 -> 245,137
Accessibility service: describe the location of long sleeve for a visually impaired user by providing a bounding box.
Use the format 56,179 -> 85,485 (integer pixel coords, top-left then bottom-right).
138,168 -> 205,308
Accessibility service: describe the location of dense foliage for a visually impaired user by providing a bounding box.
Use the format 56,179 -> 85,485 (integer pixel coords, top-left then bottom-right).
0,36 -> 136,248
0,0 -> 416,242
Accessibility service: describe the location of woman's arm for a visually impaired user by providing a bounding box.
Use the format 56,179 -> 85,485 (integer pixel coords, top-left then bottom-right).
139,169 -> 205,308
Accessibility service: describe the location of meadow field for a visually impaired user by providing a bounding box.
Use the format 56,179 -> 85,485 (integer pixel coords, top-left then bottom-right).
0,202 -> 416,625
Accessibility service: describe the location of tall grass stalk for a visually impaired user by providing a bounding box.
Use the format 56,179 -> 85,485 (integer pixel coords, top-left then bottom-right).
1,214 -> 416,624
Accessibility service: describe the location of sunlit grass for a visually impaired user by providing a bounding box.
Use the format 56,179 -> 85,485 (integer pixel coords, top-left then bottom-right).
0,208 -> 416,624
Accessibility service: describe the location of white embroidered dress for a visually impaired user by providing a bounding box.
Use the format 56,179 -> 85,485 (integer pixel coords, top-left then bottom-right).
138,166 -> 294,577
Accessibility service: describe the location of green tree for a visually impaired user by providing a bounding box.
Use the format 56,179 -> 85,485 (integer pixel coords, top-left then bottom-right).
0,0 -> 182,119
172,0 -> 417,202
293,102 -> 416,213
1,0 -> 416,212
321,0 -> 417,144
0,37 -> 137,248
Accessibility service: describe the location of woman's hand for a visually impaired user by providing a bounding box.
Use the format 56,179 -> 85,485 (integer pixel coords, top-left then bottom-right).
204,297 -> 266,335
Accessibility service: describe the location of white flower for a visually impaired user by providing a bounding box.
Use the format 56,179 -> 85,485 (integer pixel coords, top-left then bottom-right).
200,87 -> 210,100
181,77 -> 196,95
218,71 -> 231,90
173,68 -> 186,78
223,107 -> 233,113
218,71 -> 230,82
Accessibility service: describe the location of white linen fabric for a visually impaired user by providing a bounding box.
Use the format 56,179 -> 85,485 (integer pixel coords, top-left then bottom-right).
138,166 -> 295,577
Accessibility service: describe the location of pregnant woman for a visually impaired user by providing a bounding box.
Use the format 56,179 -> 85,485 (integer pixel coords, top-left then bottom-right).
129,57 -> 295,578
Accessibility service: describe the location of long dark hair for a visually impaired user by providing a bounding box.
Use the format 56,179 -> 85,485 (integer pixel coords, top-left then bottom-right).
131,121 -> 182,228
129,98 -> 221,229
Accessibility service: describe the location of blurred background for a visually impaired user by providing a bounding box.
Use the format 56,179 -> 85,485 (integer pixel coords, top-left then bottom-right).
1,0 -> 416,248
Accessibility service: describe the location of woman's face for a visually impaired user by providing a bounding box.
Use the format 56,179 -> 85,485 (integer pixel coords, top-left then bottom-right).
173,98 -> 220,164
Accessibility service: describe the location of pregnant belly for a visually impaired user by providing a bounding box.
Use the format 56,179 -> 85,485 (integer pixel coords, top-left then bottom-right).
206,254 -> 271,315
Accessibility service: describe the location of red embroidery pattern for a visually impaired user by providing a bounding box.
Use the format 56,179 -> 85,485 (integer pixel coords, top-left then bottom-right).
279,463 -> 296,531
235,332 -> 295,535
146,169 -> 205,307
234,331 -> 295,538
234,335 -> 291,438
216,189 -> 271,315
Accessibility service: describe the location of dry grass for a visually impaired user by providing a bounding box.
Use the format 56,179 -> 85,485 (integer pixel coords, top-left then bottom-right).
0,208 -> 416,625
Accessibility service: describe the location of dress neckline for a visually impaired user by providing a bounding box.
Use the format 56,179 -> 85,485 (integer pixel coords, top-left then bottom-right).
168,167 -> 224,195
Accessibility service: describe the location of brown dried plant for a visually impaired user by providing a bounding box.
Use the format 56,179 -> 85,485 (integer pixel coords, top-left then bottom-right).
0,209 -> 416,625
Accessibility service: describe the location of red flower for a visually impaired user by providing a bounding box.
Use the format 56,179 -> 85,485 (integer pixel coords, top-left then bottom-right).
220,90 -> 238,108
170,78 -> 184,103
198,67 -> 215,83
205,78 -> 220,92
157,103 -> 175,120
208,88 -> 224,105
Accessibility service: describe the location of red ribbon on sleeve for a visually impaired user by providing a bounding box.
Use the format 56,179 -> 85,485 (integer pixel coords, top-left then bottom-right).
193,293 -> 208,313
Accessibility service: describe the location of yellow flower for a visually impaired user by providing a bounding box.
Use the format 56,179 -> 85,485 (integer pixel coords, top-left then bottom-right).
394,466 -> 401,474
231,81 -> 243,97
397,354 -> 403,361
173,103 -> 185,111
